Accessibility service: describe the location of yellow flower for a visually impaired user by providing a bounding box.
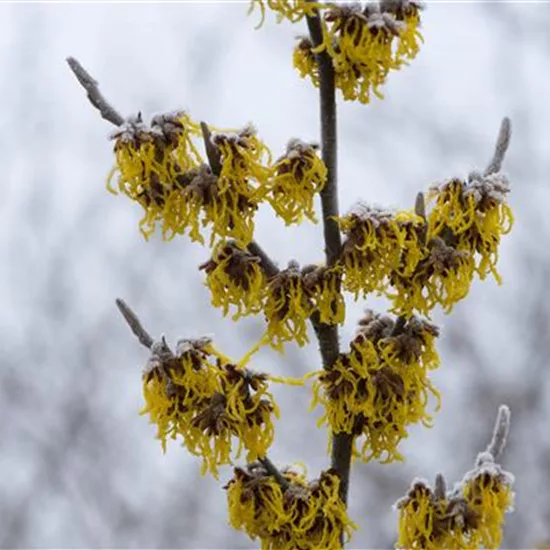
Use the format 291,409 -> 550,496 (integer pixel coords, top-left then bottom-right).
427,175 -> 514,283
140,337 -> 282,478
201,174 -> 259,247
266,139 -> 327,225
226,464 -> 291,541
109,119 -> 274,246
396,478 -> 475,550
140,337 -> 220,453
264,261 -> 314,351
293,37 -> 320,87
302,263 -> 345,325
199,241 -> 267,320
345,172 -> 513,319
226,464 -> 357,549
107,111 -> 203,240
325,6 -> 396,103
338,204 -> 427,300
188,364 -> 279,472
382,0 -> 424,67
193,125 -> 272,246
249,0 -> 321,28
462,459 -> 514,549
396,480 -> 447,550
310,311 -> 440,463
396,456 -> 514,549
213,124 -> 272,201
309,3 -> 423,104
388,237 -> 476,318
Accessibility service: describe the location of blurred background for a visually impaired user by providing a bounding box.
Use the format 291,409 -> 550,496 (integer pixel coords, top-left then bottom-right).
1,1 -> 549,548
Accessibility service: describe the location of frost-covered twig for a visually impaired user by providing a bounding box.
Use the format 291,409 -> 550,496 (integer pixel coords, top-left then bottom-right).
115,298 -> 154,349
415,191 -> 426,220
484,116 -> 512,176
486,404 -> 511,461
200,121 -> 223,176
247,242 -> 279,277
66,57 -> 124,127
258,457 -> 290,490
434,472 -> 447,501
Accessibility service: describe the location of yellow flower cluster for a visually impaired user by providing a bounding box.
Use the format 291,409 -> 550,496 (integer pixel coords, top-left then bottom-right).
249,0 -> 321,27
199,248 -> 343,345
199,125 -> 272,246
140,337 -> 282,478
264,261 -> 314,351
310,311 -> 440,463
339,170 -> 514,318
397,459 -> 514,549
200,241 -> 267,320
110,115 -> 330,246
338,205 -> 426,300
107,112 -> 204,240
266,139 -> 327,225
428,175 -> 514,283
292,36 -> 320,88
293,37 -> 320,87
262,260 -> 345,351
388,236 -> 476,317
294,2 -> 424,104
109,116 -> 277,246
302,264 -> 345,325
226,464 -> 357,549
462,464 -> 514,548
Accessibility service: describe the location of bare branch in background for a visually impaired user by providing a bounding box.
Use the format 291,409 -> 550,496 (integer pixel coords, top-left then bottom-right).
486,404 -> 511,461
115,298 -> 154,349
66,57 -> 124,127
484,117 -> 512,176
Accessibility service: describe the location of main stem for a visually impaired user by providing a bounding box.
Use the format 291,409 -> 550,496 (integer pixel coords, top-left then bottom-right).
306,10 -> 353,510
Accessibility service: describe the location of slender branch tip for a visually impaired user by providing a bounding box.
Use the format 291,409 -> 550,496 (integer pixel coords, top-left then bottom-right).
487,404 -> 511,461
67,56 -> 125,127
115,298 -> 154,349
415,192 -> 426,220
434,472 -> 447,500
484,116 -> 512,176
258,457 -> 290,490
200,121 -> 223,176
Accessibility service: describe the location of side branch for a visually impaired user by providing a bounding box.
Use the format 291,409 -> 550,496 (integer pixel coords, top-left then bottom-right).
484,117 -> 511,176
247,242 -> 280,278
486,405 -> 511,461
200,121 -> 223,176
115,298 -> 154,349
258,457 -> 290,490
67,57 -> 124,127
